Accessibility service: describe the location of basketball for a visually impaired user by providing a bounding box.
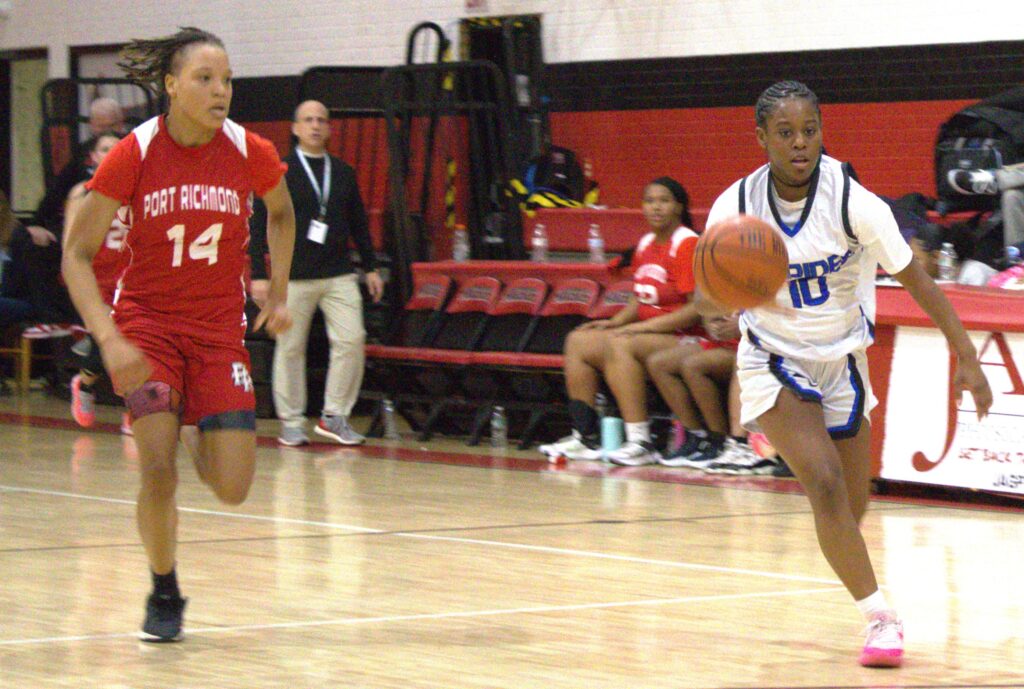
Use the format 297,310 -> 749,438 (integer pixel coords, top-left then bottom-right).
693,214 -> 789,309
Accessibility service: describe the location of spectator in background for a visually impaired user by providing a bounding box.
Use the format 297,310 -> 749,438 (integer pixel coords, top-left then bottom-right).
64,132 -> 131,431
26,97 -> 127,247
249,99 -> 384,447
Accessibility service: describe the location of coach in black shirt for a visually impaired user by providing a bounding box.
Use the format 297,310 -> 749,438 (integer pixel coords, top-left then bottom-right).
249,100 -> 383,447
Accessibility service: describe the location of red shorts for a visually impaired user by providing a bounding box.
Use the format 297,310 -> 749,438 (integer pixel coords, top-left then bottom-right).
118,317 -> 254,426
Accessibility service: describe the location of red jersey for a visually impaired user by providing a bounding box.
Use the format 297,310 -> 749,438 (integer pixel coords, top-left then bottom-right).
93,207 -> 130,305
632,226 -> 698,321
87,116 -> 285,339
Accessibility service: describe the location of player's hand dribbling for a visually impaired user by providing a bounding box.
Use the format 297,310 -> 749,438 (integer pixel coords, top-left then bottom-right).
254,298 -> 292,337
101,335 -> 153,397
954,356 -> 993,420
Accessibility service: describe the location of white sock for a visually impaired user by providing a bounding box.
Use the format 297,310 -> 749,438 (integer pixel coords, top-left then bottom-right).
625,422 -> 651,444
855,590 -> 891,621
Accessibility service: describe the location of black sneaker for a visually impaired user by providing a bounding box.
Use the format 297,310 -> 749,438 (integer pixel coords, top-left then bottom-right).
659,434 -> 724,468
771,458 -> 795,477
139,593 -> 187,642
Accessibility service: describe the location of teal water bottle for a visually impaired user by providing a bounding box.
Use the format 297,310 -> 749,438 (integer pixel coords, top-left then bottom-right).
601,416 -> 624,460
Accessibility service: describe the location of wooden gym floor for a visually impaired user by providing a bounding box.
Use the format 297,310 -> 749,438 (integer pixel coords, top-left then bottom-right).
1,392 -> 1022,689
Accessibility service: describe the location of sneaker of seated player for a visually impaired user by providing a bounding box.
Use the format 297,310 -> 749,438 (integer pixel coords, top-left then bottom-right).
139,593 -> 187,643
538,432 -> 601,461
659,433 -> 724,469
121,412 -> 134,436
706,440 -> 780,475
70,374 -> 96,428
607,440 -> 660,466
947,168 -> 998,195
315,415 -> 366,445
747,432 -> 777,459
658,431 -> 706,467
859,610 -> 904,668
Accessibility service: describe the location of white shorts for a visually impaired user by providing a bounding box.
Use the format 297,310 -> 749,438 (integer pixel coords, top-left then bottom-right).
736,339 -> 877,439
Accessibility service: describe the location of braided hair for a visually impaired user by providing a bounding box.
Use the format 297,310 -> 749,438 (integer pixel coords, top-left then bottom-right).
118,27 -> 225,94
755,80 -> 820,128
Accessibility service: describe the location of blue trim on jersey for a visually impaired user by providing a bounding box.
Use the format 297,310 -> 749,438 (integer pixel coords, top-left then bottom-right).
768,354 -> 822,402
859,306 -> 875,340
826,354 -> 865,440
766,161 -> 821,237
747,327 -> 762,347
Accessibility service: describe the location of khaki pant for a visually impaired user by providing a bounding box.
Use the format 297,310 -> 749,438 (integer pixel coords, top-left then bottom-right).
995,163 -> 1024,247
273,274 -> 365,426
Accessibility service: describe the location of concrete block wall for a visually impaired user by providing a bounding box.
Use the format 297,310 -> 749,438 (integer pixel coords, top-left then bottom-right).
1,1 -> 1022,78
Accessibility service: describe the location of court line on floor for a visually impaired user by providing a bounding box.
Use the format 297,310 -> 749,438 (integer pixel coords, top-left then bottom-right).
1,483 -> 843,586
0,585 -> 844,647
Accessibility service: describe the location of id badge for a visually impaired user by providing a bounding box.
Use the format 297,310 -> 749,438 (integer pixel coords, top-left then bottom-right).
307,219 -> 328,244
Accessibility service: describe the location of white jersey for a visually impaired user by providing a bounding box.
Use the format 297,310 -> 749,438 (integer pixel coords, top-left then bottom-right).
706,155 -> 912,361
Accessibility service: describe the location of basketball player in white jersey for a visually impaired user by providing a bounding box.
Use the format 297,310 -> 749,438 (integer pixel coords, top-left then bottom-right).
705,81 -> 992,667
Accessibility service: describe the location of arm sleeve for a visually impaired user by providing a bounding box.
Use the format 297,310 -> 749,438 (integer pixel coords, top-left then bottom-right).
246,131 -> 287,197
343,165 -> 376,272
86,136 -> 141,206
247,197 -> 270,280
849,183 -> 914,275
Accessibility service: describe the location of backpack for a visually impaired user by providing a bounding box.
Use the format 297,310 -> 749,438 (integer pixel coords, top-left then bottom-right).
523,145 -> 585,202
935,86 -> 1024,213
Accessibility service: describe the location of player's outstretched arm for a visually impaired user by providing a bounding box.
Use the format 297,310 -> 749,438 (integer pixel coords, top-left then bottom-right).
892,257 -> 993,419
254,177 -> 295,336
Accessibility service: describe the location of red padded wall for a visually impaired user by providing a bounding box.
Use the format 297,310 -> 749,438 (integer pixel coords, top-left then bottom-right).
549,99 -> 975,210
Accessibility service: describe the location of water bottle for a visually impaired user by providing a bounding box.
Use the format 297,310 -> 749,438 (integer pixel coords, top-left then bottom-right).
530,223 -> 548,263
382,398 -> 400,440
937,242 -> 958,282
452,224 -> 470,262
490,406 -> 508,449
600,416 -> 624,460
587,223 -> 605,264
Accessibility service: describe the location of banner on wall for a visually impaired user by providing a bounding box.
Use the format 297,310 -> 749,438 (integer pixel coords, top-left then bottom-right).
881,327 -> 1024,494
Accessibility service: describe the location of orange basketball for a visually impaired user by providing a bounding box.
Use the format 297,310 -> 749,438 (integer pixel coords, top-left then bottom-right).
693,214 -> 789,309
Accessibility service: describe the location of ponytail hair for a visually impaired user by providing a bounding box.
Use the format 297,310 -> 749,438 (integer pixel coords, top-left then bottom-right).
118,27 -> 224,94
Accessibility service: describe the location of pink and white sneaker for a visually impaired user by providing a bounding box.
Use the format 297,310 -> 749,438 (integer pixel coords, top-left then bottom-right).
747,432 -> 777,459
70,375 -> 96,428
859,611 -> 904,667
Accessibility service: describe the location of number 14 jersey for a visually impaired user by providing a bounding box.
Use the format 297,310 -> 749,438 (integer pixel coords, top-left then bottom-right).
88,115 -> 286,340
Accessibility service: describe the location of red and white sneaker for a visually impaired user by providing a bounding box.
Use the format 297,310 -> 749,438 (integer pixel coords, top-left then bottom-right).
859,611 -> 904,668
70,375 -> 96,428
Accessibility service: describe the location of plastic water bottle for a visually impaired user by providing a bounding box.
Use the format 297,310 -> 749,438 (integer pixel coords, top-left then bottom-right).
587,223 -> 605,264
490,406 -> 508,449
452,224 -> 470,262
382,398 -> 400,440
530,223 -> 548,263
937,242 -> 958,282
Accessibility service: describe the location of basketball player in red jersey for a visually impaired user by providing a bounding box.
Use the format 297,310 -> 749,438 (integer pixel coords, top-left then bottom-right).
64,132 -> 132,430
62,27 -> 295,643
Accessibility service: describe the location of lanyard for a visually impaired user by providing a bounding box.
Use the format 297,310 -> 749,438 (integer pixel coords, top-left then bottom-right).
296,150 -> 331,220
